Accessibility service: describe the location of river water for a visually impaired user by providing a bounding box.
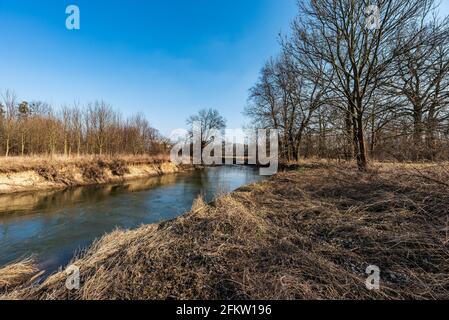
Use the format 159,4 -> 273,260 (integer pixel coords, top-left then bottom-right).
0,166 -> 264,273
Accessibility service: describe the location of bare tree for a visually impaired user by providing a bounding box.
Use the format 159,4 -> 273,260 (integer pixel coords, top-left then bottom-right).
70,102 -> 83,157
1,90 -> 17,157
390,15 -> 449,159
88,101 -> 115,156
0,91 -> 166,157
18,101 -> 30,156
247,49 -> 328,161
288,0 -> 435,170
186,109 -> 226,148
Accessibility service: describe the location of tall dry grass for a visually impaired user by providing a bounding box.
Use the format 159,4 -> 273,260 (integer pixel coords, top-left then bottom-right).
0,154 -> 170,174
0,259 -> 41,296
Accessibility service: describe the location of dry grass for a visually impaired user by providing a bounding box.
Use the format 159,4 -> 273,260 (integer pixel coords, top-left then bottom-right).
0,154 -> 172,192
0,154 -> 170,174
2,163 -> 449,300
0,259 -> 41,295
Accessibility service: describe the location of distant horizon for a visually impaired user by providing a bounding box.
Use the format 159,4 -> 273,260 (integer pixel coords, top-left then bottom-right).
0,0 -> 297,136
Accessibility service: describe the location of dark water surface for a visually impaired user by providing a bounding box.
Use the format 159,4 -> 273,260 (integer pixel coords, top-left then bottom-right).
0,166 -> 264,273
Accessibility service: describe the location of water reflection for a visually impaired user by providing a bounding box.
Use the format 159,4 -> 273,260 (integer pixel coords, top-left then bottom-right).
0,166 -> 263,273
0,174 -> 179,220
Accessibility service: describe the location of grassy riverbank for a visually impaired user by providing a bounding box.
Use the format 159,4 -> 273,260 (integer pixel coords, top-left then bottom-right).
1,162 -> 449,299
0,155 -> 185,194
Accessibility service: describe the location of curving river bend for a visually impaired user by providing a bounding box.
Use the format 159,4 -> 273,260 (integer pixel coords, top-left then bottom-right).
0,166 -> 264,274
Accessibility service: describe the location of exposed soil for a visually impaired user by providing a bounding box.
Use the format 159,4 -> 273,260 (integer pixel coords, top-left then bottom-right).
0,155 -> 186,195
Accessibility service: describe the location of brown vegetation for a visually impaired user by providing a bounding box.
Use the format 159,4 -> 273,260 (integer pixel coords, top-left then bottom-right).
0,154 -> 170,173
0,259 -> 41,294
0,154 -> 179,194
0,154 -> 170,174
0,95 -> 169,157
2,163 -> 448,300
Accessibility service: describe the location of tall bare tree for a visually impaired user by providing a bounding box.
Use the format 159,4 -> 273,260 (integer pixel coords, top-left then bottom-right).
1,90 -> 17,157
391,15 -> 449,159
186,109 -> 226,148
288,0 -> 435,170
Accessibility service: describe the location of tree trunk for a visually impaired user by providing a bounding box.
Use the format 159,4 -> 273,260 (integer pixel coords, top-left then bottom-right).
64,137 -> 68,157
356,115 -> 368,171
370,107 -> 376,158
350,103 -> 368,171
345,111 -> 353,160
77,135 -> 81,157
319,114 -> 326,158
413,106 -> 423,160
425,106 -> 437,160
21,132 -> 25,156
5,137 -> 9,157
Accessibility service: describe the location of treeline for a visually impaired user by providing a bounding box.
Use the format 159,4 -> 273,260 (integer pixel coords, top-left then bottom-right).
246,0 -> 449,169
0,90 -> 168,157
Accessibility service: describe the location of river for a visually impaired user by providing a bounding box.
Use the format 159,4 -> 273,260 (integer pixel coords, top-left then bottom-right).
0,166 -> 264,274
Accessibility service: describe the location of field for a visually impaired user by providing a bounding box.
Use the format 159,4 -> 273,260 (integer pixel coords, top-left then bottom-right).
1,162 -> 448,300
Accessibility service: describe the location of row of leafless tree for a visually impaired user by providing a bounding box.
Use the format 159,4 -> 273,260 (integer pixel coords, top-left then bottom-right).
0,90 -> 168,157
246,0 -> 449,169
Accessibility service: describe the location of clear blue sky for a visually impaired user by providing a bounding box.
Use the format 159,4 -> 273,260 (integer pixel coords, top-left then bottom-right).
0,0 -> 297,135
2,1 -> 449,135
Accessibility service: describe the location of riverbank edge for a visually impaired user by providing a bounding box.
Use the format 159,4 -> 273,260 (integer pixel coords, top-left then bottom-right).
0,159 -> 193,195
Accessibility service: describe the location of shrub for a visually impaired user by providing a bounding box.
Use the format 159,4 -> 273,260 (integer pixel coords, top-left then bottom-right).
81,163 -> 106,181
